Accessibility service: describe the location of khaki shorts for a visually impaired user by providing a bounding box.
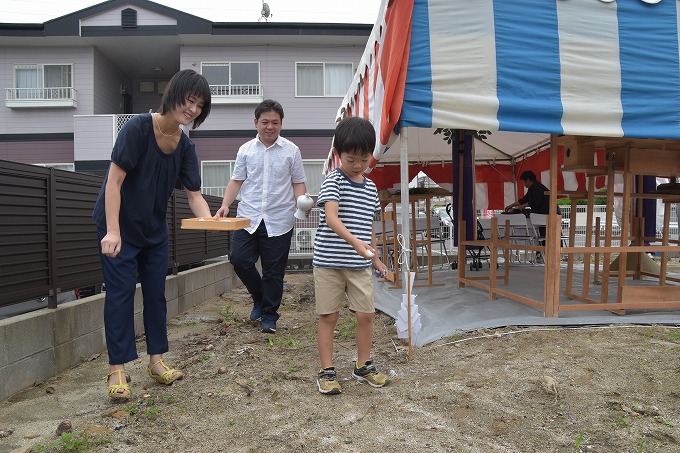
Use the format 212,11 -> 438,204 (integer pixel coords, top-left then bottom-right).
313,267 -> 375,314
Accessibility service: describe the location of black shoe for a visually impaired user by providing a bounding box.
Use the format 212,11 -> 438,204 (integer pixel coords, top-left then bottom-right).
259,320 -> 276,333
249,305 -> 262,322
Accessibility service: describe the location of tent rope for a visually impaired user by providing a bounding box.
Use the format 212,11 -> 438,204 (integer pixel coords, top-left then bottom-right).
396,233 -> 411,267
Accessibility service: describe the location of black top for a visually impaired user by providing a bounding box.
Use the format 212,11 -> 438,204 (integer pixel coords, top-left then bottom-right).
518,181 -> 553,215
92,113 -> 201,247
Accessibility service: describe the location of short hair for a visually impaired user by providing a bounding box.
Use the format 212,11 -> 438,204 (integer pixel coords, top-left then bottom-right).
333,117 -> 376,157
255,99 -> 284,121
520,170 -> 537,182
158,69 -> 211,129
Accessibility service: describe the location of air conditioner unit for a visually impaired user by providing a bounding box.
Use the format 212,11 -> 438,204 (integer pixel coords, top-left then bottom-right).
295,228 -> 317,251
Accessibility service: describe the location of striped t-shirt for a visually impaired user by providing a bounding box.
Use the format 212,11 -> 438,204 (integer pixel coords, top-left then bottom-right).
312,169 -> 380,269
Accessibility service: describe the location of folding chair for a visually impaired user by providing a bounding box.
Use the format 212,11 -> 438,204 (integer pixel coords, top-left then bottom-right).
467,219 -> 492,271
497,212 -> 534,263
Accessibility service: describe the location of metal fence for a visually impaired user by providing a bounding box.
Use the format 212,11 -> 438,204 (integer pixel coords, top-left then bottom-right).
0,160 -> 232,310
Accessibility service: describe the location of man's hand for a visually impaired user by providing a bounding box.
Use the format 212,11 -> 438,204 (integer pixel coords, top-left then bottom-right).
101,232 -> 122,257
214,205 -> 229,219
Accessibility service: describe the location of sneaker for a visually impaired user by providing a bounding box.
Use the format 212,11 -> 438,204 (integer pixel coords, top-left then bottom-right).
351,360 -> 389,388
259,320 -> 276,334
249,305 -> 261,324
317,367 -> 342,395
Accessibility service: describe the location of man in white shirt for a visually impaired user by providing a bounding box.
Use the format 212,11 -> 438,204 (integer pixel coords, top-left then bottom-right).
215,100 -> 307,333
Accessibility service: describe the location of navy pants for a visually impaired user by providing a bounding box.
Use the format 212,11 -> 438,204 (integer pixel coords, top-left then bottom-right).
230,221 -> 292,325
97,228 -> 169,364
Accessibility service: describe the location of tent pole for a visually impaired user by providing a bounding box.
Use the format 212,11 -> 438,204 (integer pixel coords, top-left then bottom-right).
546,134 -> 560,317
399,127 -> 412,359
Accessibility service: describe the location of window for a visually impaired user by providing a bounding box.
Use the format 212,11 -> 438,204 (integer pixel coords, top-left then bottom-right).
296,62 -> 352,97
201,160 -> 325,197
201,161 -> 235,197
14,64 -> 73,100
201,62 -> 260,96
302,160 -> 325,196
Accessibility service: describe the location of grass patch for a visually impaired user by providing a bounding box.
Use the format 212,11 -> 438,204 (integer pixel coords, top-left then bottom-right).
196,354 -> 210,362
219,305 -> 234,322
574,432 -> 585,450
33,431 -> 90,452
143,407 -> 161,420
335,317 -> 357,341
267,335 -> 302,348
445,334 -> 464,343
616,416 -> 632,428
667,330 -> 680,341
123,403 -> 138,415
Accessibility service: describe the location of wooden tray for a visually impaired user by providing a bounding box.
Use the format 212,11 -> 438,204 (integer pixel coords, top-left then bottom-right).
181,217 -> 250,231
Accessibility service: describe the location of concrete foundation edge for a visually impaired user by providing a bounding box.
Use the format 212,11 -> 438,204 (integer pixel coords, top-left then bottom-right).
0,261 -> 238,402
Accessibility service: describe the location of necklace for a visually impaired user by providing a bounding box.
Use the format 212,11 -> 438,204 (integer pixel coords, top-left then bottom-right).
153,113 -> 181,137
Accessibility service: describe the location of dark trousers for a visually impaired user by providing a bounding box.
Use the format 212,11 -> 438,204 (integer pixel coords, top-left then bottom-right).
97,228 -> 169,364
229,221 -> 293,324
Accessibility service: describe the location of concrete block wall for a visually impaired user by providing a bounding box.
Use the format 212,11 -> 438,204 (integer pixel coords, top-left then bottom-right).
0,261 -> 238,402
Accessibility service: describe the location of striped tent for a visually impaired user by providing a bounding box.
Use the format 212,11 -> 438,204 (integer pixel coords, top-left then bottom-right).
331,0 -> 680,209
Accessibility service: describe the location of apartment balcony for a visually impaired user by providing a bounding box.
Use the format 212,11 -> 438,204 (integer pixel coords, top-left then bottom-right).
5,87 -> 77,108
209,84 -> 263,105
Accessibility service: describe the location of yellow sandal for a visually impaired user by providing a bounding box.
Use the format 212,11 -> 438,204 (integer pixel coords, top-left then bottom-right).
105,369 -> 131,400
147,358 -> 184,385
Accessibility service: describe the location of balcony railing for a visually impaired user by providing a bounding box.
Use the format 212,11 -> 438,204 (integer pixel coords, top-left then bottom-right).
5,87 -> 77,108
209,84 -> 263,104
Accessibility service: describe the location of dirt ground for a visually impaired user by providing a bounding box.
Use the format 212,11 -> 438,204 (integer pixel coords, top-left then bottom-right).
1,270 -> 680,453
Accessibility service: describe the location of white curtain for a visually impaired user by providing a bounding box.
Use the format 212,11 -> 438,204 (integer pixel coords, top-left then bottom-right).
297,63 -> 323,96
201,161 -> 233,197
324,63 -> 352,96
302,161 -> 325,196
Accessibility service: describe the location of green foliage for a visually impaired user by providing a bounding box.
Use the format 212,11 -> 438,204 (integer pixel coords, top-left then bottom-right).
143,407 -> 161,420
616,416 -> 632,427
434,128 -> 492,144
35,431 -> 89,452
574,432 -> 585,450
219,305 -> 234,321
637,437 -> 648,453
123,403 -> 138,415
335,317 -> 357,341
666,330 -> 680,341
266,335 -> 302,348
559,188 -> 608,206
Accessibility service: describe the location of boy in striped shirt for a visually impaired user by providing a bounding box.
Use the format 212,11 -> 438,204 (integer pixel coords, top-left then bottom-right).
313,116 -> 390,395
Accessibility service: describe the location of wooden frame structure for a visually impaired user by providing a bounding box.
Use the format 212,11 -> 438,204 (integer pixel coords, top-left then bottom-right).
457,134 -> 680,316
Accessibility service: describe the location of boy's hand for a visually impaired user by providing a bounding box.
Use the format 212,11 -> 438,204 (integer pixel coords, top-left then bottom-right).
372,256 -> 388,277
353,240 -> 375,259
372,257 -> 394,281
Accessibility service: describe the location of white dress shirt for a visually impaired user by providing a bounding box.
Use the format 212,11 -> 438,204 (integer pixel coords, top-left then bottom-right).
231,135 -> 306,236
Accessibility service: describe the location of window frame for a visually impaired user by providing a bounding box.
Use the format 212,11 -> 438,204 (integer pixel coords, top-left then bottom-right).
200,159 -> 326,197
8,63 -> 76,108
200,61 -> 261,94
295,61 -> 353,98
200,160 -> 236,198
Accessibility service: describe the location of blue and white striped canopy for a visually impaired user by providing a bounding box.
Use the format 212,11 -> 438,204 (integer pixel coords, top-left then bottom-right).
398,0 -> 680,139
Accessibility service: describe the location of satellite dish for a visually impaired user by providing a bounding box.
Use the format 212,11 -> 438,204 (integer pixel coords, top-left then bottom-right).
259,2 -> 272,21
